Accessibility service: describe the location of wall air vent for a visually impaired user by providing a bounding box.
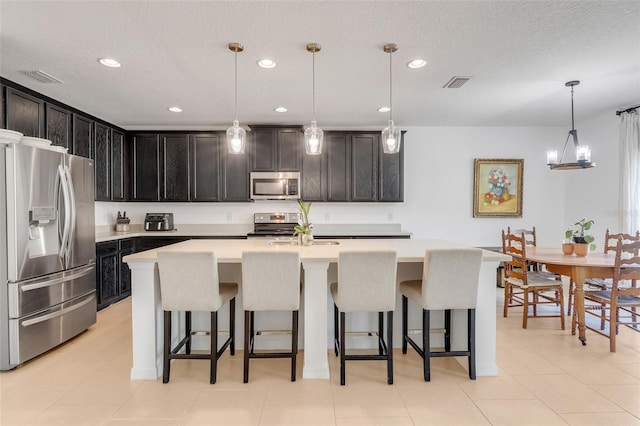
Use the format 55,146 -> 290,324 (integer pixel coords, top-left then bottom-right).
21,70 -> 64,84
443,76 -> 471,88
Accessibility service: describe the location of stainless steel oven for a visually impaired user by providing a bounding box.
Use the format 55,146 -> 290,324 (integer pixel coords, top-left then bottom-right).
246,212 -> 301,238
250,172 -> 300,200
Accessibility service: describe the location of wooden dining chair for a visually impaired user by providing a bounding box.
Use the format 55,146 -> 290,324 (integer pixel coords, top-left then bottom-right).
582,239 -> 640,351
502,230 -> 565,329
569,229 -> 640,320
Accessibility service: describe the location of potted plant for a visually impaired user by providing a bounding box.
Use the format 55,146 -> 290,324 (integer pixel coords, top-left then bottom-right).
293,200 -> 314,246
565,218 -> 596,257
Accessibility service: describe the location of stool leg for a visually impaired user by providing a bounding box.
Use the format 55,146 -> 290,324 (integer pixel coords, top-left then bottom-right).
387,310 -> 393,385
468,309 -> 476,380
210,311 -> 218,384
244,310 -> 250,383
291,310 -> 298,382
250,311 -> 256,355
230,297 -> 236,355
334,303 -> 339,356
340,311 -> 346,386
402,295 -> 408,355
378,312 -> 384,356
185,311 -> 192,354
444,309 -> 451,352
423,309 -> 431,382
163,311 -> 171,384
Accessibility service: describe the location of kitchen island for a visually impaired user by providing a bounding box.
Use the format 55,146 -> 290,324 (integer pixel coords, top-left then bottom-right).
124,238 -> 509,380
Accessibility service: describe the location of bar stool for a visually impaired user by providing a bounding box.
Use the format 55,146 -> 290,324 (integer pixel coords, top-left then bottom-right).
157,251 -> 237,384
331,250 -> 398,386
241,251 -> 301,383
400,248 -> 483,381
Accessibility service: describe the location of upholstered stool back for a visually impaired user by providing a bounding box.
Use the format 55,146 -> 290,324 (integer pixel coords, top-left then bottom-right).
421,248 -> 483,310
334,250 -> 398,312
241,251 -> 301,311
157,251 -> 228,312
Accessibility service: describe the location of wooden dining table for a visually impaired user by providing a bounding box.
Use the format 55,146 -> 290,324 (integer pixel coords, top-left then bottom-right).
526,247 -> 617,345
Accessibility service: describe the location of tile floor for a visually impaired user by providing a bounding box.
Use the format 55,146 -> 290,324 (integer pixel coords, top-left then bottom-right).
1,287 -> 640,426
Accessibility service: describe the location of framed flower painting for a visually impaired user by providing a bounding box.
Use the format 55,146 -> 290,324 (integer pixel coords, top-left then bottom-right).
473,158 -> 524,217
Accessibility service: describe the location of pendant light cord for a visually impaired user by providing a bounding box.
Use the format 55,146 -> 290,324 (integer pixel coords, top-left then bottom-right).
389,49 -> 393,122
234,51 -> 238,122
312,51 -> 316,122
570,84 -> 575,132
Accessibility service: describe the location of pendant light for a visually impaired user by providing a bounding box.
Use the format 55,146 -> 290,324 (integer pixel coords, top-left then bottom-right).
381,43 -> 401,154
546,80 -> 595,170
226,42 -> 246,154
304,43 -> 323,155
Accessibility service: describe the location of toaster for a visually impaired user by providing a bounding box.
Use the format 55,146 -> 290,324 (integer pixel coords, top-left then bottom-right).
144,213 -> 174,231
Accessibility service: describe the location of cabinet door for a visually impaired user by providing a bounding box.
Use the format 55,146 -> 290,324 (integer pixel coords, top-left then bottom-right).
111,130 -> 127,201
118,239 -> 135,298
301,150 -> 325,201
131,134 -> 159,201
94,123 -> 111,201
6,88 -> 44,137
96,242 -> 119,310
252,128 -> 277,171
351,134 -> 379,201
73,114 -> 93,158
191,133 -> 221,201
160,134 -> 189,201
45,104 -> 71,149
222,148 -> 250,201
379,132 -> 404,202
277,129 -> 301,171
326,133 -> 350,201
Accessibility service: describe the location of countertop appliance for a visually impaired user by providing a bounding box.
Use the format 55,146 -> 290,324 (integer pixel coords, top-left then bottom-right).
250,172 -> 300,200
246,212 -> 301,238
1,142 -> 96,370
144,213 -> 174,231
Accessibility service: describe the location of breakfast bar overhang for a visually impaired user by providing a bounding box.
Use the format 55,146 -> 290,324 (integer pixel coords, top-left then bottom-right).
124,238 -> 509,380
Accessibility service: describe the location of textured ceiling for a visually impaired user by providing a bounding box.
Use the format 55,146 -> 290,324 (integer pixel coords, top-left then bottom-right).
1,1 -> 639,130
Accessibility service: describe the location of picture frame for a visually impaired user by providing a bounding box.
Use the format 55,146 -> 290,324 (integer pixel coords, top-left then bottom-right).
473,158 -> 523,218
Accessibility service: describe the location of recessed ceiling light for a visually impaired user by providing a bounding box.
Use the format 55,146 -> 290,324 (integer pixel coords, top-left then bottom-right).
168,106 -> 183,113
274,106 -> 288,113
258,59 -> 276,69
377,106 -> 391,113
407,59 -> 427,69
98,58 -> 121,68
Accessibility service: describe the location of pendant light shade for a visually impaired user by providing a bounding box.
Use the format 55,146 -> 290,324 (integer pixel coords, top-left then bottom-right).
546,80 -> 595,170
304,43 -> 323,155
226,42 -> 246,154
382,43 -> 401,154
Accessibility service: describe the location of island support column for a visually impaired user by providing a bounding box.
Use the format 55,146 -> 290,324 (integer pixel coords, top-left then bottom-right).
301,259 -> 331,379
128,262 -> 163,380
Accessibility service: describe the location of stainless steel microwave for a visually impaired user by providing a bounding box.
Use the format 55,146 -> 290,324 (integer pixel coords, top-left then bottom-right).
250,172 -> 300,200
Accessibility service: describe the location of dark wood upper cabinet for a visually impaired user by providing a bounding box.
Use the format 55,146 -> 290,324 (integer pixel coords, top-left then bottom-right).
379,132 -> 404,202
131,134 -> 159,201
251,126 -> 302,171
73,114 -> 93,158
222,147 -> 250,201
326,133 -> 350,201
94,123 -> 111,201
351,133 -> 379,201
6,88 -> 45,137
301,150 -> 325,201
45,104 -> 71,149
160,134 -> 190,201
190,133 -> 222,201
111,130 -> 127,201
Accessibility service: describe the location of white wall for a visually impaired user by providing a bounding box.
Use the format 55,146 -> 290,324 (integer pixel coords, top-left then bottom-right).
96,118 -> 620,247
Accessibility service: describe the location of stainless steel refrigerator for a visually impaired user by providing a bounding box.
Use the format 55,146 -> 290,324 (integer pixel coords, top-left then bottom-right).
0,143 -> 96,370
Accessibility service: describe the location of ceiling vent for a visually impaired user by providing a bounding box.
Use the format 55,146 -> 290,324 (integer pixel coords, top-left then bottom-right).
443,76 -> 471,88
21,70 -> 64,84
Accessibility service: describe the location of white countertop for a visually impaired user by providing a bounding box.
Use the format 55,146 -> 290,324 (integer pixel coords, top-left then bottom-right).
123,238 -> 509,264
96,223 -> 411,243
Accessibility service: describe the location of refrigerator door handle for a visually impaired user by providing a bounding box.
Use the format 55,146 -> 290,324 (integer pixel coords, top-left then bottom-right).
58,165 -> 71,262
64,165 -> 76,265
21,294 -> 95,327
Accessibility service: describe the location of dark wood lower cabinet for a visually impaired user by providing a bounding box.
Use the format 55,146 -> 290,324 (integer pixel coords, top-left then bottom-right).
96,238 -> 136,311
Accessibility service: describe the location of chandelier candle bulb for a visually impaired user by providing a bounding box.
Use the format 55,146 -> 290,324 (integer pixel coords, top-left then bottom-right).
576,145 -> 590,162
547,150 -> 559,165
